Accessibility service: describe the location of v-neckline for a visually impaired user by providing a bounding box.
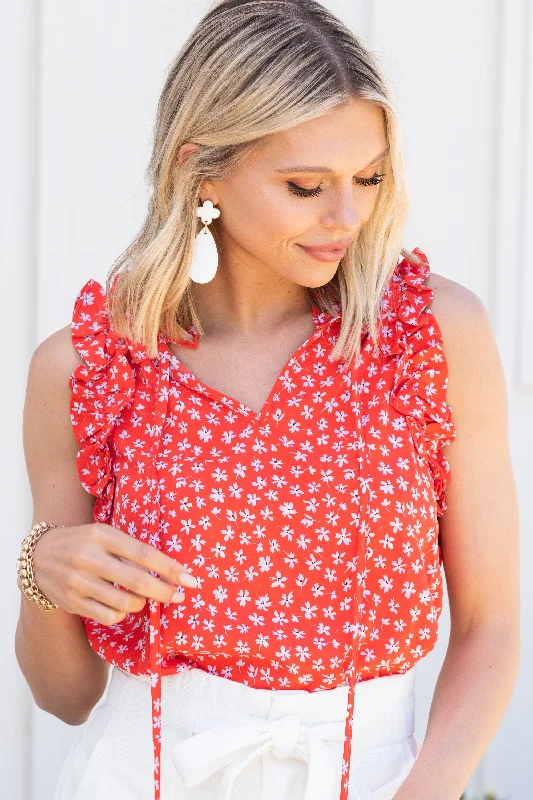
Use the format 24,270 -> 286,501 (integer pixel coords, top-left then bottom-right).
162,304 -> 337,423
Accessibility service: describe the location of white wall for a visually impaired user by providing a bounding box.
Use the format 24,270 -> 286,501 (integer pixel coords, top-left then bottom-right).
2,1 -> 530,798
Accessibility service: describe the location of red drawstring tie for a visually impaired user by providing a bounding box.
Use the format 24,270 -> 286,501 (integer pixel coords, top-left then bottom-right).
146,388 -> 371,800
149,597 -> 162,798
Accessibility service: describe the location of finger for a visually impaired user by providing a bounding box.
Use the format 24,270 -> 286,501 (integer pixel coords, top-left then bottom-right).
77,595 -> 136,627
101,529 -> 197,590
76,573 -> 186,617
97,554 -> 190,606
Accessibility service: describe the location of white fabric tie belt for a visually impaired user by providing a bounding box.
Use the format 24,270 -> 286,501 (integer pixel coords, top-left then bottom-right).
171,706 -> 346,800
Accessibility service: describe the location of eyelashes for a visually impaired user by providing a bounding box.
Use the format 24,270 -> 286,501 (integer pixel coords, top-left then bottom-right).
287,172 -> 386,198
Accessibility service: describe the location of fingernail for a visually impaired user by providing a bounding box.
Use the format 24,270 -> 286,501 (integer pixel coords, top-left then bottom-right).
172,590 -> 185,603
179,572 -> 197,588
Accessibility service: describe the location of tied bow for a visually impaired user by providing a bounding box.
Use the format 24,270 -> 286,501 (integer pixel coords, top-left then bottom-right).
171,706 -> 345,800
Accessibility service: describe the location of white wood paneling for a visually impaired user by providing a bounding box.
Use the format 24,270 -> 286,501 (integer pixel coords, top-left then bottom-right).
1,1 -> 41,799
493,0 -> 527,387
518,2 -> 533,386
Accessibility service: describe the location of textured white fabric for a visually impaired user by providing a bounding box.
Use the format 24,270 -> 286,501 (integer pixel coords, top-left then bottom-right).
54,664 -> 422,800
173,707 -> 345,800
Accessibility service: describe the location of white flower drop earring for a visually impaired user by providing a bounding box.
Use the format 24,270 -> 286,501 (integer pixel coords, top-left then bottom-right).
190,199 -> 220,284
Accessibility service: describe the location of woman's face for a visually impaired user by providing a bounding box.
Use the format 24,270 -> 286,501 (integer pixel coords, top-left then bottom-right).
193,97 -> 388,291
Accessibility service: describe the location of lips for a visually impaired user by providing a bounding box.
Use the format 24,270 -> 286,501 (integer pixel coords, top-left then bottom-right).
301,240 -> 353,252
298,242 -> 350,262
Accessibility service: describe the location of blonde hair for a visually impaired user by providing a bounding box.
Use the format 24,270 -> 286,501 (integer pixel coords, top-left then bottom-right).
106,0 -> 426,366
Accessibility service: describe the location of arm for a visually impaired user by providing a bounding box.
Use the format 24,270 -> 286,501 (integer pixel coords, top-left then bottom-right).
15,325 -> 110,726
395,275 -> 521,800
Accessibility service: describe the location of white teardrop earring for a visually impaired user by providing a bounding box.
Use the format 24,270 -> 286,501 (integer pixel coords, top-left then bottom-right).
190,199 -> 220,284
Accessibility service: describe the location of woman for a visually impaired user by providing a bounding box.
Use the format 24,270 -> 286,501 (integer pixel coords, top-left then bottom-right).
16,1 -> 520,799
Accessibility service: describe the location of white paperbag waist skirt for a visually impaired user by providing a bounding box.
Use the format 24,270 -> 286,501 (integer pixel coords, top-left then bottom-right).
54,663 -> 422,800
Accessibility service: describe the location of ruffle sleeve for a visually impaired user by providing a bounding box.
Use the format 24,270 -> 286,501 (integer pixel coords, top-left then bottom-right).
385,248 -> 457,516
69,278 -> 137,524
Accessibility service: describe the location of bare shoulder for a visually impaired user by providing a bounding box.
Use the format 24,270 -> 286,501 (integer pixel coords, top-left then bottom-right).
25,323 -> 86,457
31,323 -> 85,377
425,271 -> 489,339
424,271 -> 507,425
25,323 -> 87,446
24,324 -> 95,526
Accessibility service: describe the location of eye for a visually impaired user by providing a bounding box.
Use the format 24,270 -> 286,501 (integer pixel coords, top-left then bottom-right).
287,172 -> 386,198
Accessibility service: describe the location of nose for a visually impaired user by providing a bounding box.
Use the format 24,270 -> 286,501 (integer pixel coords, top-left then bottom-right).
268,714 -> 302,760
323,190 -> 361,231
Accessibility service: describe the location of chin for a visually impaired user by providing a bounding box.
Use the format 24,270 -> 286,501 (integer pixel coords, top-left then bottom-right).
276,259 -> 339,290
303,266 -> 340,289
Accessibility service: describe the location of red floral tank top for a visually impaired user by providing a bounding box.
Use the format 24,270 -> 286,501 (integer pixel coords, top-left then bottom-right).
69,247 -> 456,800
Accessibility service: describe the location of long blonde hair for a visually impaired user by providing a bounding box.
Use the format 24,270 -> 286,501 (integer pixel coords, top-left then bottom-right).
106,0 -> 425,366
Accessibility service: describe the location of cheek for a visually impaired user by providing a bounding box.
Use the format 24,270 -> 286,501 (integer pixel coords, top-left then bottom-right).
359,186 -> 381,215
226,182 -> 313,246
258,185 -> 321,246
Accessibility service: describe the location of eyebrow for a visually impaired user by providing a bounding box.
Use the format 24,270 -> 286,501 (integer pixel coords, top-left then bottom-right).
274,145 -> 390,174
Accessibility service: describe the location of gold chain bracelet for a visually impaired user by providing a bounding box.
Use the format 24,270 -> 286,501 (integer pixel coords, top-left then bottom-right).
16,521 -> 60,610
